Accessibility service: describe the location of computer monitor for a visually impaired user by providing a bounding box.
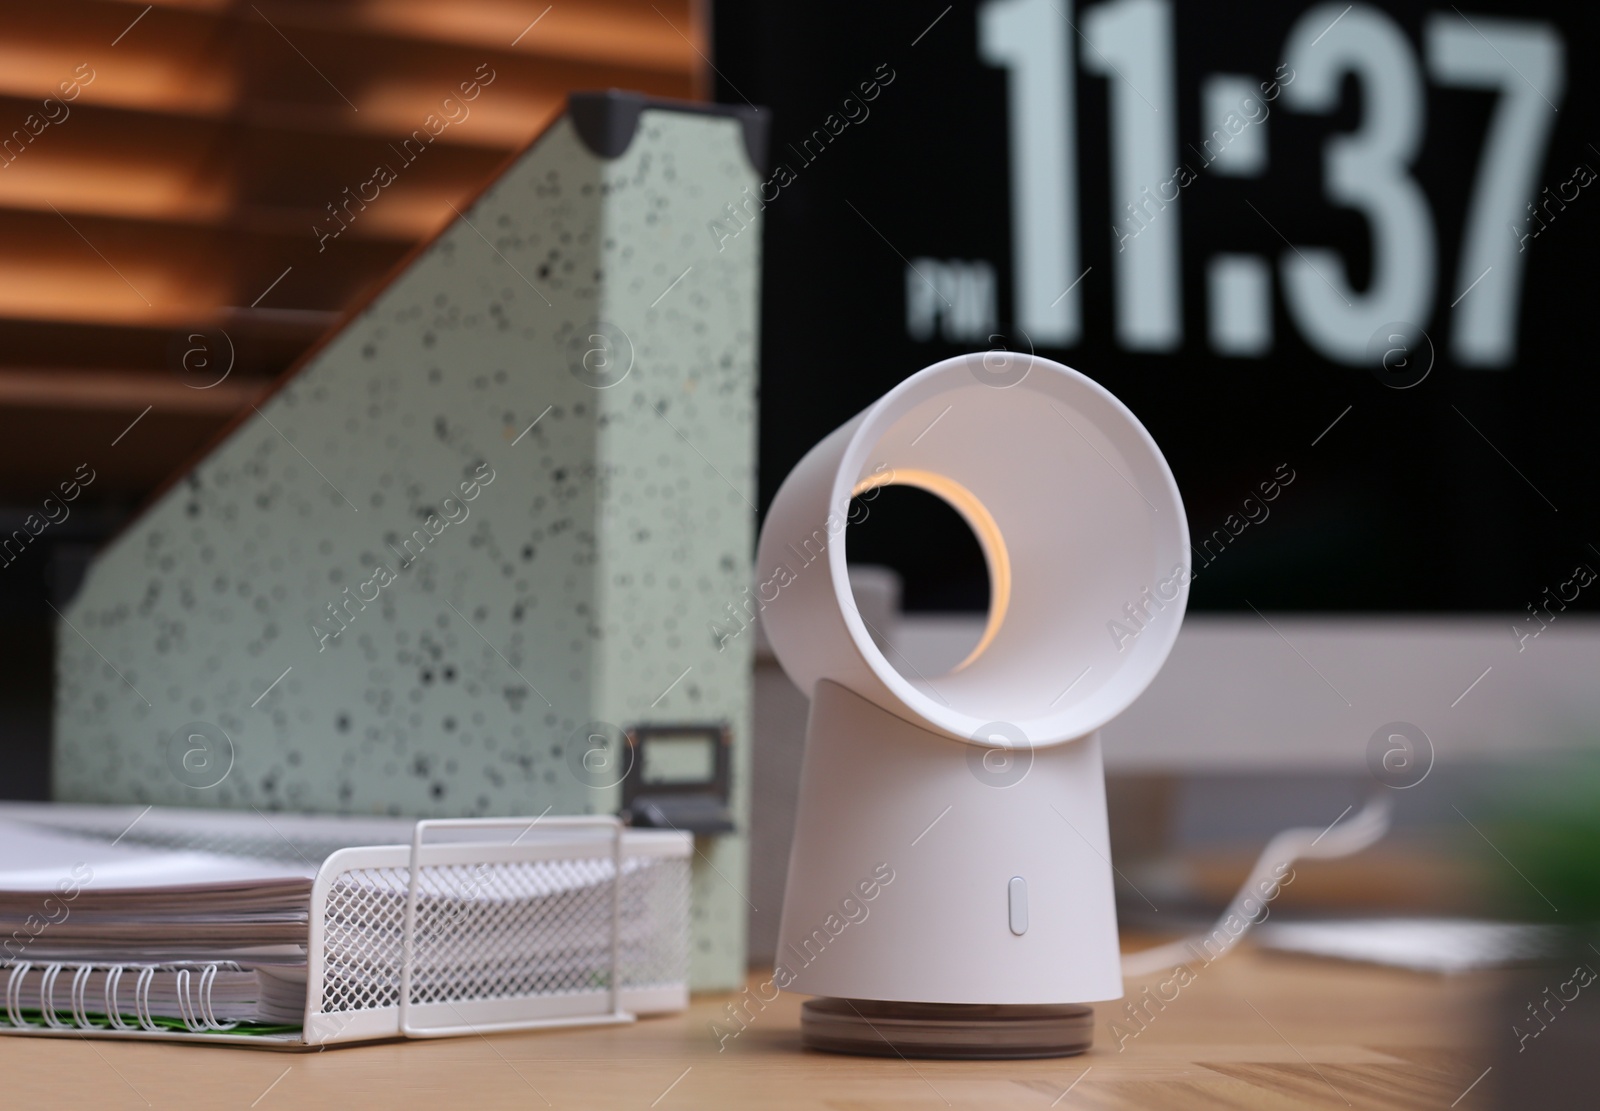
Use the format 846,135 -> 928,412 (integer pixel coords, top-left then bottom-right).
716,0 -> 1600,769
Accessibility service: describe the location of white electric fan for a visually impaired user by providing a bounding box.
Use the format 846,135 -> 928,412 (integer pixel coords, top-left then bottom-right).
757,352 -> 1190,1057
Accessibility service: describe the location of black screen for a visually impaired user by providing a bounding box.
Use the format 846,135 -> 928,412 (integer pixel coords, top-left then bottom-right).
714,0 -> 1599,614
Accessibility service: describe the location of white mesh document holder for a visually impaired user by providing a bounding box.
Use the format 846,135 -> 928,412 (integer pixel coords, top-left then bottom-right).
0,816 -> 691,1048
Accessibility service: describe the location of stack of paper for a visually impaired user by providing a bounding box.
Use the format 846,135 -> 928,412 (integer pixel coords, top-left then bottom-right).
0,804 -> 689,1040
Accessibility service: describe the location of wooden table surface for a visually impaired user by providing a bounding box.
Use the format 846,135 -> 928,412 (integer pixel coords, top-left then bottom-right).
3,945 -> 1503,1110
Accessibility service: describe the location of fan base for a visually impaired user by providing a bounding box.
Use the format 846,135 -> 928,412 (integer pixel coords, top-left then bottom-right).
800,996 -> 1095,1059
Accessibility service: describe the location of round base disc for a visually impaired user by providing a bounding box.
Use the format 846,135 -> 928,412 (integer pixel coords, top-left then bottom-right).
800,997 -> 1095,1060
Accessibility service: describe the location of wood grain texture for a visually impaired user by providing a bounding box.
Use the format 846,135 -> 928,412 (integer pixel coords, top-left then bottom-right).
0,944 -> 1502,1110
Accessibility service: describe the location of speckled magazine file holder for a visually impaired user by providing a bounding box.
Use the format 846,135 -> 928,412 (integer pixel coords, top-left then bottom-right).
53,91 -> 765,990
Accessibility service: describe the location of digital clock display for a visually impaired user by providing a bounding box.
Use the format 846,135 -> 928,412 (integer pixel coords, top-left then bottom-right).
716,1 -> 1598,613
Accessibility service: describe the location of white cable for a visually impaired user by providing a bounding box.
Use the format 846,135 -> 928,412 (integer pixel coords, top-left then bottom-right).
1120,792 -> 1393,978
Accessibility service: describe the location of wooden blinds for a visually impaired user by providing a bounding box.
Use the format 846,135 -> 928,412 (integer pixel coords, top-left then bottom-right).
0,0 -> 708,500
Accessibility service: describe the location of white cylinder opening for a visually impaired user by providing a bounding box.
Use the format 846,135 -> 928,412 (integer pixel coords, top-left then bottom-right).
757,355 -> 1189,749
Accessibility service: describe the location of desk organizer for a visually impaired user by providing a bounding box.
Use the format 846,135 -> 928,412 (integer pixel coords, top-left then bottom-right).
53,90 -> 766,990
0,817 -> 690,1048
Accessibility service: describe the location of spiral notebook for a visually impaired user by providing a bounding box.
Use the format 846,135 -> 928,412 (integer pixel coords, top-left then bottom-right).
0,803 -> 691,1047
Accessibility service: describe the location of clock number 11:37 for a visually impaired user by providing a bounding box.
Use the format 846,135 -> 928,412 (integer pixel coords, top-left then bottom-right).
978,0 -> 1565,367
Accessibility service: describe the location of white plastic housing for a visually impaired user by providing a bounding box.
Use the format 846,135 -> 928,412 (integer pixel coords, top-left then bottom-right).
759,354 -> 1188,1005
776,681 -> 1122,1003
756,355 -> 1189,748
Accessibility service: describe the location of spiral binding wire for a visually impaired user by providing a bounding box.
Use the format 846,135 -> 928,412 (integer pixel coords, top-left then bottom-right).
0,961 -> 240,1033
37,963 -> 67,1028
103,964 -> 131,1031
69,964 -> 93,1029
133,964 -> 156,1031
0,820 -> 693,1045
4,961 -> 29,1028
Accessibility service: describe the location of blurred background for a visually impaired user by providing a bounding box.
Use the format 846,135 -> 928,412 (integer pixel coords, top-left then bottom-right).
0,0 -> 708,795
712,0 -> 1600,943
1,0 -> 1598,1061
0,2 -> 1593,1101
